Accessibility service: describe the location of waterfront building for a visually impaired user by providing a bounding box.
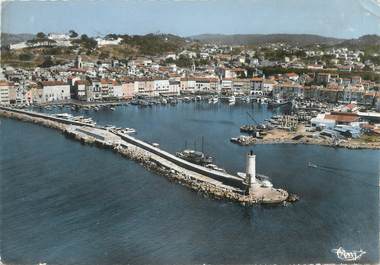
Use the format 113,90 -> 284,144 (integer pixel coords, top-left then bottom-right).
121,79 -> 136,99
194,78 -> 219,92
102,79 -> 121,99
112,81 -> 124,99
154,79 -> 170,96
220,79 -> 233,94
180,78 -> 196,93
36,81 -> 70,103
318,85 -> 344,103
251,77 -> 263,92
8,83 -> 17,104
168,80 -> 181,96
89,79 -> 102,101
134,78 -> 155,96
232,79 -> 252,95
273,82 -> 304,99
262,79 -> 276,94
73,80 -> 91,101
0,81 -> 14,105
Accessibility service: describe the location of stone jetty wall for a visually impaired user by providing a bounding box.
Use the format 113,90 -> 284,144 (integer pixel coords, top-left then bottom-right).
1,109 -> 277,206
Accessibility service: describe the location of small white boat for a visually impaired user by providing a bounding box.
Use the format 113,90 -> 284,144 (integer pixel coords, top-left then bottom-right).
308,162 -> 318,168
55,113 -> 73,119
205,164 -> 226,173
123,128 -> 136,134
228,96 -> 236,104
209,97 -> 219,104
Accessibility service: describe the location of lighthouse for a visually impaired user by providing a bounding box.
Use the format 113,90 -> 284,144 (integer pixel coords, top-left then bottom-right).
245,150 -> 256,188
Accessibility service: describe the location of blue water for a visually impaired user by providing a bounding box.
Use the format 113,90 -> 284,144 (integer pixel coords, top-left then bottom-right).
1,102 -> 379,264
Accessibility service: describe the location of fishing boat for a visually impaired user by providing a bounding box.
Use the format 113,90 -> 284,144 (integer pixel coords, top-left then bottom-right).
268,98 -> 291,107
308,162 -> 318,168
176,149 -> 213,166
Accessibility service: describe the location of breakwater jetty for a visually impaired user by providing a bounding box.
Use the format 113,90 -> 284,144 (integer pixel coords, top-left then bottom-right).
0,106 -> 290,206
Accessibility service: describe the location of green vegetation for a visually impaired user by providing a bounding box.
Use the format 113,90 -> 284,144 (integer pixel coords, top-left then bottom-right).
72,34 -> 97,50
176,55 -> 193,68
36,32 -> 46,39
69,30 -> 78,38
18,53 -> 34,61
120,34 -> 185,55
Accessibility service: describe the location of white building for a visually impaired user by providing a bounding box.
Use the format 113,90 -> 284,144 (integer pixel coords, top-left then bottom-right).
96,38 -> 122,47
154,79 -> 170,96
180,78 -> 196,92
37,81 -> 70,103
112,83 -> 124,98
9,42 -> 29,50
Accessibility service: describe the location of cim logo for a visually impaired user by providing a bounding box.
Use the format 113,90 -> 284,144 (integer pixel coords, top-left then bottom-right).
332,247 -> 366,262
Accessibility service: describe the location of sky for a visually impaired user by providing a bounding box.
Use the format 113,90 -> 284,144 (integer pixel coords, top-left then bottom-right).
1,0 -> 380,39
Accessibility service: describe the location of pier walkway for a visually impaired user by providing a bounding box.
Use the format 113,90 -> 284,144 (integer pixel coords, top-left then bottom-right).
0,106 -> 95,127
0,106 -> 289,205
116,132 -> 246,189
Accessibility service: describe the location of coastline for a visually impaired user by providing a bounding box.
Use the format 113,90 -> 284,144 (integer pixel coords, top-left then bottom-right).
234,125 -> 380,150
254,138 -> 380,150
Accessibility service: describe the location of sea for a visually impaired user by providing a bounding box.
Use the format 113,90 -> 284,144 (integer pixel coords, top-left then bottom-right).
1,101 -> 379,264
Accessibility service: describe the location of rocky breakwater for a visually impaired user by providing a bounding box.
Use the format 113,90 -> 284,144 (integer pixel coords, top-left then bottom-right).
0,109 -> 67,132
0,109 -> 291,206
114,144 -> 263,206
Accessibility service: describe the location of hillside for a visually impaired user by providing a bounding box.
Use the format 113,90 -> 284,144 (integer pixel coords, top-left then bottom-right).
190,34 -> 345,46
1,33 -> 35,47
339,34 -> 380,48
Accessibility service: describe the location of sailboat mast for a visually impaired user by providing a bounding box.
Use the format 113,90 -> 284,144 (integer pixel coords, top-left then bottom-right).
201,136 -> 204,153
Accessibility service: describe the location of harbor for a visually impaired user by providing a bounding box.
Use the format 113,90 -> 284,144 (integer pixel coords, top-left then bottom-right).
0,106 -> 291,205
231,99 -> 380,149
1,103 -> 378,264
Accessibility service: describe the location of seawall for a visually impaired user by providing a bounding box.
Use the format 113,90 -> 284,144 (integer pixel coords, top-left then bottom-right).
0,108 -> 289,206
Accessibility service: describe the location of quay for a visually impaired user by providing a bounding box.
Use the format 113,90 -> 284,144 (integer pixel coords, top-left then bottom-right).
0,106 -> 290,206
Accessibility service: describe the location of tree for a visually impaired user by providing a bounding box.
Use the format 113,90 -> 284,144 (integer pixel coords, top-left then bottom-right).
36,32 -> 46,39
105,34 -> 118,40
69,30 -> 78,38
72,34 -> 97,50
176,55 -> 192,68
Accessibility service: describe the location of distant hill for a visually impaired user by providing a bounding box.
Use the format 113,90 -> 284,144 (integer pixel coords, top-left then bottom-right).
1,33 -> 35,47
190,34 -> 345,46
339,34 -> 380,48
